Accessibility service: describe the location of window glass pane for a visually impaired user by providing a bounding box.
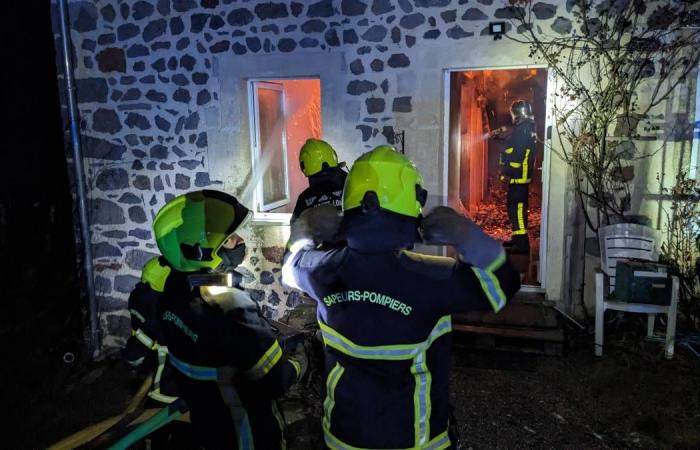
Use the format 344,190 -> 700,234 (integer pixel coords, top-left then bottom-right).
256,86 -> 288,210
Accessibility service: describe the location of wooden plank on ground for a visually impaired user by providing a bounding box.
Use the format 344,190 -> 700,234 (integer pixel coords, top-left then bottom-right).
452,323 -> 565,342
453,302 -> 559,328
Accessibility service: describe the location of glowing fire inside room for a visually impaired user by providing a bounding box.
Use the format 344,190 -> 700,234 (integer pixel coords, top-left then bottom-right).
448,68 -> 547,284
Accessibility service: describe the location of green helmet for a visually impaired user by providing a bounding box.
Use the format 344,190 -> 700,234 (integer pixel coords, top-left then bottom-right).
299,138 -> 339,177
152,190 -> 250,272
141,257 -> 171,293
343,145 -> 426,218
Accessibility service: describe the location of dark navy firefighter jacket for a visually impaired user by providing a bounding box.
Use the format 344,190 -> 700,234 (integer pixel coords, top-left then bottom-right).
291,166 -> 347,222
158,271 -> 300,450
283,216 -> 520,449
124,280 -> 180,404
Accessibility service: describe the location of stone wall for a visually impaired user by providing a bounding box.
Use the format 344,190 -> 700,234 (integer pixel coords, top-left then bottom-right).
52,0 -> 580,357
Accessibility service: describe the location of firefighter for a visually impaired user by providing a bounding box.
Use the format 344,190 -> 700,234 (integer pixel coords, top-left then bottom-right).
282,146 -> 521,449
291,138 -> 347,222
499,99 -> 537,254
123,256 -> 197,449
124,256 -> 178,405
153,190 -> 306,450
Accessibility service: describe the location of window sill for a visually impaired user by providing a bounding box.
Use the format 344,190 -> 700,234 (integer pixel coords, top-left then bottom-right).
250,213 -> 291,226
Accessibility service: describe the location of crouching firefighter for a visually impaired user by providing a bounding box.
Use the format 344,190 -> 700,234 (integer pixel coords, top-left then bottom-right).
124,256 -> 178,405
153,190 -> 307,450
123,256 -> 197,449
499,99 -> 537,254
282,146 -> 521,449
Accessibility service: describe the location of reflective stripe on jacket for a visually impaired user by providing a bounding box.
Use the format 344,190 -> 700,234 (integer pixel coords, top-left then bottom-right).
158,273 -> 298,450
500,125 -> 536,184
285,246 -> 520,449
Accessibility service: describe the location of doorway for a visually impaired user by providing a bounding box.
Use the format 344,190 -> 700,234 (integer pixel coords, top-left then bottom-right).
446,68 -> 549,286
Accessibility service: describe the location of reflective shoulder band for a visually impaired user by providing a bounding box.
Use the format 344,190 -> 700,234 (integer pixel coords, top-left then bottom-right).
129,308 -> 146,324
132,328 -> 158,350
485,251 -> 506,273
245,341 -> 283,381
471,267 -> 507,312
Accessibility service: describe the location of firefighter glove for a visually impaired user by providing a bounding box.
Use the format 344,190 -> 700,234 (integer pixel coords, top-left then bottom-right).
288,204 -> 342,252
421,206 -> 505,269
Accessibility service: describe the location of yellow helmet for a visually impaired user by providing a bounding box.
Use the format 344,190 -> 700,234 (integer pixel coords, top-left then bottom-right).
141,257 -> 171,293
343,145 -> 426,218
299,138 -> 339,177
152,190 -> 250,272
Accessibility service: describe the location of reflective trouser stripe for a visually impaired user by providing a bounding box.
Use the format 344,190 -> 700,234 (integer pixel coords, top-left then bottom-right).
168,353 -> 218,381
238,411 -> 254,450
324,428 -> 451,450
245,340 -> 283,380
323,362 -> 345,435
471,267 -> 507,312
319,317 -> 452,448
513,202 -> 527,235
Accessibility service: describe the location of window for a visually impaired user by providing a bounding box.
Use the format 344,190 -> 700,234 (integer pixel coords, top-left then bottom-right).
248,78 -> 322,221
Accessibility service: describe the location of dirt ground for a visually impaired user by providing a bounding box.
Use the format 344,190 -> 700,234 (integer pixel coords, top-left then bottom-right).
8,328 -> 699,449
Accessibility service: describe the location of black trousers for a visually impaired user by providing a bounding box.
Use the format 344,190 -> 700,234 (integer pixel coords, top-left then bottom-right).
506,184 -> 529,251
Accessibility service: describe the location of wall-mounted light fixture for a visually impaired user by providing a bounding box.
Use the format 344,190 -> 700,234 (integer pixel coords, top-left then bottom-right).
489,21 -> 506,40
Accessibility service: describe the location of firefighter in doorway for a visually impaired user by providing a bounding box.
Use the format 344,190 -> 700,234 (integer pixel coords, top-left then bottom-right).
499,99 -> 537,254
153,190 -> 307,449
282,146 -> 520,449
291,138 -> 347,222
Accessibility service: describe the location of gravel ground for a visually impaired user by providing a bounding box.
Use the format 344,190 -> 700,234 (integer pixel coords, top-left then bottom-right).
449,337 -> 700,449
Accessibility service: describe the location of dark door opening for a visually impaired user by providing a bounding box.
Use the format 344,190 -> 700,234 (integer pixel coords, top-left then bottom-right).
447,68 -> 548,286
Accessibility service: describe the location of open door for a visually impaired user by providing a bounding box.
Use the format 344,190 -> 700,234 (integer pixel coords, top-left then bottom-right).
447,68 -> 548,287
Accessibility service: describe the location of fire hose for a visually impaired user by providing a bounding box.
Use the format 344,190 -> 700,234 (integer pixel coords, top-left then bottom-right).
48,375 -> 152,450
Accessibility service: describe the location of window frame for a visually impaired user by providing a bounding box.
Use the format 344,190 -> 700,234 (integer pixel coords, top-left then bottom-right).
248,80 -> 291,223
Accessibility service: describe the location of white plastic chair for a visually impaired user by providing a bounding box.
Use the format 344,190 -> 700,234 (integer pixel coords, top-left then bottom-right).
594,223 -> 680,359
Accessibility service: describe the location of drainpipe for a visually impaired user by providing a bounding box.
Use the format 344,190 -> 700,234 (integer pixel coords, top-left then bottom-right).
57,0 -> 100,357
